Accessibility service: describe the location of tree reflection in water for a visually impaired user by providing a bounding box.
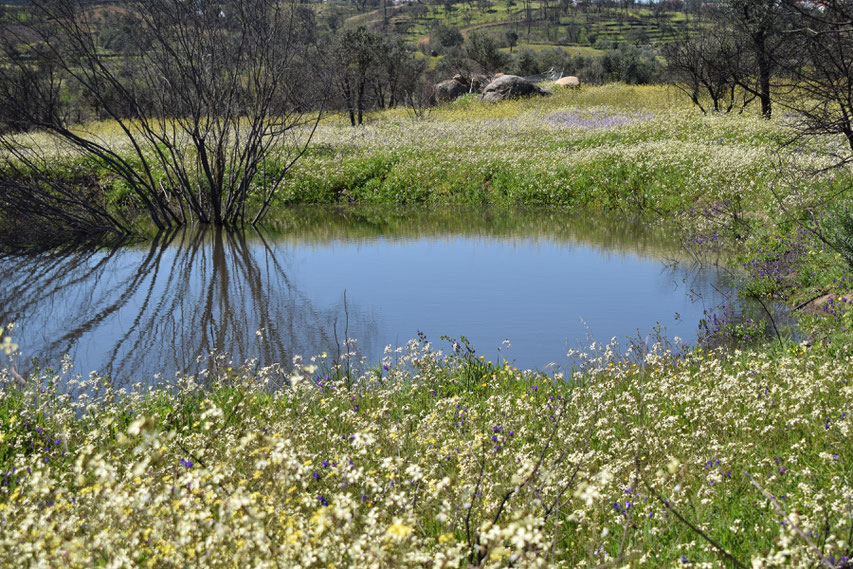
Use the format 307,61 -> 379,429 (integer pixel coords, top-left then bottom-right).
0,227 -> 378,385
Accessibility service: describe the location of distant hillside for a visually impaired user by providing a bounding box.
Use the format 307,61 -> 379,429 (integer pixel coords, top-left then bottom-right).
322,0 -> 688,57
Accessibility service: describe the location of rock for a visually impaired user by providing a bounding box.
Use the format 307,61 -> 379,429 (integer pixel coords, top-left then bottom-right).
480,75 -> 552,103
434,79 -> 468,102
470,74 -> 490,93
555,76 -> 581,88
434,74 -> 495,101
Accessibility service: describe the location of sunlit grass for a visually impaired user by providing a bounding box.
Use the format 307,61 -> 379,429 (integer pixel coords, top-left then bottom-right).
283,84 -> 842,225
1,330 -> 851,567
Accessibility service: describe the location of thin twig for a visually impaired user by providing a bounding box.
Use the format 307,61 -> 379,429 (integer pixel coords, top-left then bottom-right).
637,462 -> 747,569
743,471 -> 824,559
750,293 -> 785,349
465,441 -> 488,564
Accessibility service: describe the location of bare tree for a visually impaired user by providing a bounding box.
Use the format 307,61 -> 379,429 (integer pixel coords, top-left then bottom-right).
780,0 -> 853,156
663,0 -> 793,117
0,0 -> 325,230
663,17 -> 755,113
333,27 -> 382,126
721,0 -> 794,118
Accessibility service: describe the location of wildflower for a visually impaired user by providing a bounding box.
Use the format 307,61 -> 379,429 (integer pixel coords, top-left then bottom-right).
1,336 -> 18,356
667,457 -> 681,474
385,522 -> 414,539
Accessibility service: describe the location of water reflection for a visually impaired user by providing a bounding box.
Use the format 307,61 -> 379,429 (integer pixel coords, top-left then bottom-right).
0,227 -> 377,383
0,207 -> 731,381
262,206 -> 693,260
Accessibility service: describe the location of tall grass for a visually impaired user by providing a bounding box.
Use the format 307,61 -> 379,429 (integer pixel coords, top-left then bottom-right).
283,85 -> 846,220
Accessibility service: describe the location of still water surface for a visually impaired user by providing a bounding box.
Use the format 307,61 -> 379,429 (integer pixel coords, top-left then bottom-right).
0,208 -> 726,381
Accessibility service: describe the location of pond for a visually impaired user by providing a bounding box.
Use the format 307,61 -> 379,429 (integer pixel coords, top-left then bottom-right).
0,207 -> 730,382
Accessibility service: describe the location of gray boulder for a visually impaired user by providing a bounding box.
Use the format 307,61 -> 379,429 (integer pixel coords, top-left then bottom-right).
480,75 -> 552,103
434,79 -> 468,102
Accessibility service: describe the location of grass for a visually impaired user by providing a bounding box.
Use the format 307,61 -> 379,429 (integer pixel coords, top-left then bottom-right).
1,331 -> 852,567
284,85 -> 829,218
500,44 -> 605,56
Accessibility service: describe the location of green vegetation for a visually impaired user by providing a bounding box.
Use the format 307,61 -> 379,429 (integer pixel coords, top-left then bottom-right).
329,0 -> 687,55
1,0 -> 853,563
287,84 -> 786,211
1,328 -> 852,567
3,61 -> 853,566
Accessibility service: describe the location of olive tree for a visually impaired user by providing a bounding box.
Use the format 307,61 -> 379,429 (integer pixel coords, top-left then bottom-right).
333,27 -> 383,127
465,31 -> 510,75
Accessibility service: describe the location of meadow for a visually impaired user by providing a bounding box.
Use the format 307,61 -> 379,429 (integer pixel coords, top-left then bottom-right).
286,84 -> 837,216
3,84 -> 853,567
1,331 -> 852,568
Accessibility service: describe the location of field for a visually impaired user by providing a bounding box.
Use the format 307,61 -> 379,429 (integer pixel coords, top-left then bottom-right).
289,84 -> 797,213
3,84 -> 853,567
333,0 -> 687,55
1,330 -> 852,567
